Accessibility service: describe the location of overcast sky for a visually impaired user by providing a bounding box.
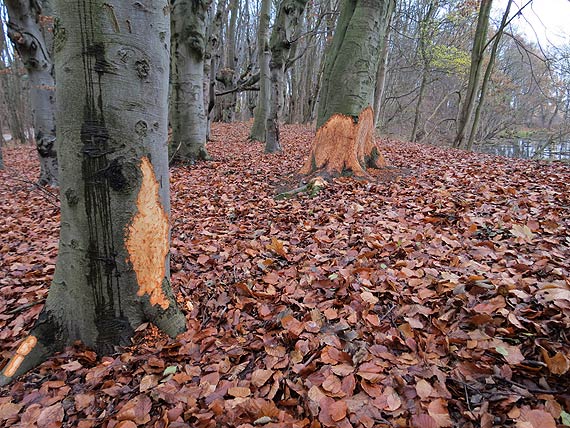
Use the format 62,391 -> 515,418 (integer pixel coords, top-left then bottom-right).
493,0 -> 570,48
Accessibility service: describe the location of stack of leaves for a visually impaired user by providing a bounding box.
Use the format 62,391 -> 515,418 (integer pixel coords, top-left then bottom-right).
1,123 -> 569,427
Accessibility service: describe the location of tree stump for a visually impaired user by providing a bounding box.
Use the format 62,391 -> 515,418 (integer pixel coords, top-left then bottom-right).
300,107 -> 386,178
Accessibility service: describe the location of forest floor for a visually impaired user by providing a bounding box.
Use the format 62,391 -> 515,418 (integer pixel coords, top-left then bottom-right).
1,122 -> 569,428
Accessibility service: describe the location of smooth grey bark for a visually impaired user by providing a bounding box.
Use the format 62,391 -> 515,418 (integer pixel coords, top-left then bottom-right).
206,0 -> 227,138
4,70 -> 29,144
0,116 -> 4,169
202,1 -> 215,140
410,0 -> 438,142
453,0 -> 493,148
373,2 -> 394,127
0,22 -> 28,146
249,0 -> 271,142
5,0 -> 58,186
0,0 -> 185,386
265,0 -> 309,153
466,0 -> 512,150
316,0 -> 395,128
170,0 -> 211,162
217,0 -> 239,122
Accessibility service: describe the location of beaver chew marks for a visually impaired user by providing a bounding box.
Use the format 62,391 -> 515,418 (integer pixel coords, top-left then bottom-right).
126,157 -> 170,309
3,335 -> 37,377
300,107 -> 386,177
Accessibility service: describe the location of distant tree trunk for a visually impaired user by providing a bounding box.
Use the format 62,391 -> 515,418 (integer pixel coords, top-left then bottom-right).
203,2 -> 215,140
302,0 -> 394,177
170,0 -> 211,163
466,0 -> 512,150
5,0 -> 58,186
265,0 -> 309,153
0,117 -> 4,169
0,0 -> 186,386
217,0 -> 239,122
206,0 -> 227,137
373,2 -> 394,127
410,0 -> 437,142
453,0 -> 492,148
410,71 -> 428,142
249,0 -> 271,141
4,69 -> 28,145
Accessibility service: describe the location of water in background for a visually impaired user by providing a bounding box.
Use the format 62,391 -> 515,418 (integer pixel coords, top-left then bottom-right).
473,139 -> 570,161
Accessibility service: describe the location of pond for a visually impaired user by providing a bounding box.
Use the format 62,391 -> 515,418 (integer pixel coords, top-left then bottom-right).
473,139 -> 570,161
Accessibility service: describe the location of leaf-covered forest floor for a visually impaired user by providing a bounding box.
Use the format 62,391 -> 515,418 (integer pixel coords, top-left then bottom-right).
1,123 -> 569,428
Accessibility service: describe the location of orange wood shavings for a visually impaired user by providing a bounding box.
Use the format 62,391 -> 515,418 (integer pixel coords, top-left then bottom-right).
3,335 -> 37,377
300,107 -> 386,177
125,157 -> 170,310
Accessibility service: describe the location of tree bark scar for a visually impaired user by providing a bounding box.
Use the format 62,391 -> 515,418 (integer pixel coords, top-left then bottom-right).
77,0 -> 129,349
2,336 -> 37,377
125,157 -> 170,310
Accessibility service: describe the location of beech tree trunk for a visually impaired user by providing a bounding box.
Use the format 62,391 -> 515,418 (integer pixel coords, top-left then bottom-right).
5,0 -> 58,186
0,0 -> 186,386
410,0 -> 437,143
373,5 -> 393,127
265,0 -> 308,153
453,0 -> 492,148
170,0 -> 211,162
216,0 -> 239,122
206,0 -> 227,138
249,0 -> 271,142
0,121 -> 4,169
466,0 -> 512,150
302,0 -> 394,177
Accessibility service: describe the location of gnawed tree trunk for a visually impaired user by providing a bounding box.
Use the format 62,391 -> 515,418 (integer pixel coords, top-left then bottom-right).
170,0 -> 211,163
249,0 -> 271,142
302,0 -> 394,177
265,0 -> 308,153
0,0 -> 186,386
6,0 -> 58,186
300,107 -> 385,177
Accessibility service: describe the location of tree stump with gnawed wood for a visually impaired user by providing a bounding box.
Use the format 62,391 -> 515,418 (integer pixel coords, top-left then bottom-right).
300,107 -> 386,178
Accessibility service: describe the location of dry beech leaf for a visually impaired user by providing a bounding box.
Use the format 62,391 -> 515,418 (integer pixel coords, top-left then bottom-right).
360,291 -> 379,305
37,403 -> 64,428
415,379 -> 433,400
116,395 -> 152,425
541,350 -> 570,375
322,374 -> 343,394
61,360 -> 83,371
266,237 -> 287,258
228,387 -> 251,398
411,414 -> 438,428
139,374 -> 160,392
0,402 -> 23,421
251,369 -> 274,387
428,399 -> 453,427
329,400 -> 348,422
115,421 -> 138,428
516,408 -> 557,428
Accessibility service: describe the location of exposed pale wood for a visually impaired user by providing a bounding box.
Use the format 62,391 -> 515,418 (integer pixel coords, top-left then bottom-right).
301,107 -> 386,177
